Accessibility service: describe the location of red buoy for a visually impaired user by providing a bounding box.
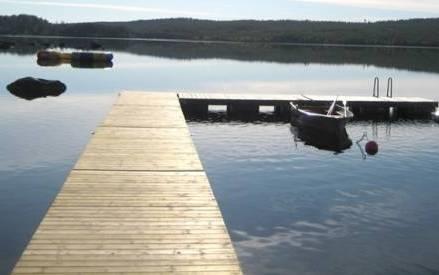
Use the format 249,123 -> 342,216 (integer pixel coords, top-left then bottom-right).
365,141 -> 379,155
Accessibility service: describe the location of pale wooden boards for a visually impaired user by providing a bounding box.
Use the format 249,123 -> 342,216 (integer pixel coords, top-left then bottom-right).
75,93 -> 202,172
74,126 -> 203,171
12,92 -> 242,275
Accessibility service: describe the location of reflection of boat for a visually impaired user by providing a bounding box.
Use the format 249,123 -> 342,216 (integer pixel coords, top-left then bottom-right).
290,101 -> 353,134
7,77 -> 66,100
291,126 -> 352,152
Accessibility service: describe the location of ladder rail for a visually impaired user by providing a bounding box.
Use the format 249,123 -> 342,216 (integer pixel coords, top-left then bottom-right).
373,77 -> 380,97
387,77 -> 393,98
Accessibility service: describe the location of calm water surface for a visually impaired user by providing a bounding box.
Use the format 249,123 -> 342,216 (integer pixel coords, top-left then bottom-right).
189,120 -> 439,275
0,39 -> 438,274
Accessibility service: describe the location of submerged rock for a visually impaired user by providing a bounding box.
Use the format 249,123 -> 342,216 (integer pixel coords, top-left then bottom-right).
7,77 -> 66,100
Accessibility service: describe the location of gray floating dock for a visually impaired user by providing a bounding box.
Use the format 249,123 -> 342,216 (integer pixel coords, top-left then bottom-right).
12,92 -> 242,275
178,93 -> 438,118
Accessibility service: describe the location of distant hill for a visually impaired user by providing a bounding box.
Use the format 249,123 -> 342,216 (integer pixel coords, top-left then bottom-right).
2,14 -> 439,46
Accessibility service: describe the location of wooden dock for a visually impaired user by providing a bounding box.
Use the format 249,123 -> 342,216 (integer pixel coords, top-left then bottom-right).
12,92 -> 242,275
178,93 -> 438,118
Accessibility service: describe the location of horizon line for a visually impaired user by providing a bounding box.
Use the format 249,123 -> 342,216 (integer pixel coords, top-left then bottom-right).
3,13 -> 439,24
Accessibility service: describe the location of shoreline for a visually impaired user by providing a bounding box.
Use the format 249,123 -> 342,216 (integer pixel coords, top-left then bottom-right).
2,34 -> 439,50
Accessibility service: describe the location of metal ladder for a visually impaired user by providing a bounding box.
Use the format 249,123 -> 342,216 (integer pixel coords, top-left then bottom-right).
373,77 -> 393,98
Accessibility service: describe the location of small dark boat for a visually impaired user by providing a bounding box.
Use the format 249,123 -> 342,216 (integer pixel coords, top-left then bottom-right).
290,99 -> 353,152
291,125 -> 352,152
7,77 -> 66,100
290,100 -> 353,134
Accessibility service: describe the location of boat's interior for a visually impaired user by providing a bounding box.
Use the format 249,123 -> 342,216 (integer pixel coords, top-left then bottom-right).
298,105 -> 336,115
292,103 -> 353,118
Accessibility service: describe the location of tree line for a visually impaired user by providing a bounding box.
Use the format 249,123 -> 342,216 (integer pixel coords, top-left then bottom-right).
2,14 -> 439,46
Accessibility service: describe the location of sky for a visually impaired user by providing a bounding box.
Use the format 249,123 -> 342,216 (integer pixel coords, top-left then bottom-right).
1,0 -> 439,23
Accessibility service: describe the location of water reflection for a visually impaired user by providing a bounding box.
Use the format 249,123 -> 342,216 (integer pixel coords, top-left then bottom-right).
2,36 -> 439,74
70,61 -> 113,69
188,120 -> 439,275
291,126 -> 352,153
37,58 -> 113,69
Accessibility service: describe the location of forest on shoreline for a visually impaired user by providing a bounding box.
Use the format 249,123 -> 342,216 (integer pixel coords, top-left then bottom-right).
2,14 -> 439,47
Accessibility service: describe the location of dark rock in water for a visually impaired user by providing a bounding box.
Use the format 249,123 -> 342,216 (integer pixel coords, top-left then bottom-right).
58,42 -> 65,48
0,41 -> 15,50
90,41 -> 102,50
7,77 -> 66,100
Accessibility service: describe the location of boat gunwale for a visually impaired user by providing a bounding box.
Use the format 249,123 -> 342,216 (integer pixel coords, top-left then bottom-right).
289,102 -> 354,120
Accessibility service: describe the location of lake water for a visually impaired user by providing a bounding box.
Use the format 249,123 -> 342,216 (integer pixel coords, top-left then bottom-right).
0,38 -> 439,274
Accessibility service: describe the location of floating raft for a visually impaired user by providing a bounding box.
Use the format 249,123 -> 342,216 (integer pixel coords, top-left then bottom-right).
37,51 -> 113,63
12,92 -> 242,275
37,51 -> 114,68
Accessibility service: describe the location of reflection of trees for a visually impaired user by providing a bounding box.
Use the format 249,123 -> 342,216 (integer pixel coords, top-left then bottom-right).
2,36 -> 439,74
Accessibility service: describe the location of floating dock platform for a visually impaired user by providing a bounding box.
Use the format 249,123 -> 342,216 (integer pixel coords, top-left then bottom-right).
12,92 -> 242,275
179,93 -> 438,119
12,91 -> 438,274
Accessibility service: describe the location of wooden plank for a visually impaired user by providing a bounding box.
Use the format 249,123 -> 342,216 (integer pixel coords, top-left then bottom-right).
116,91 -> 182,106
12,92 -> 242,275
12,268 -> 242,274
15,259 -> 240,267
28,239 -> 234,244
18,254 -> 238,261
92,127 -> 192,139
74,159 -> 203,171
